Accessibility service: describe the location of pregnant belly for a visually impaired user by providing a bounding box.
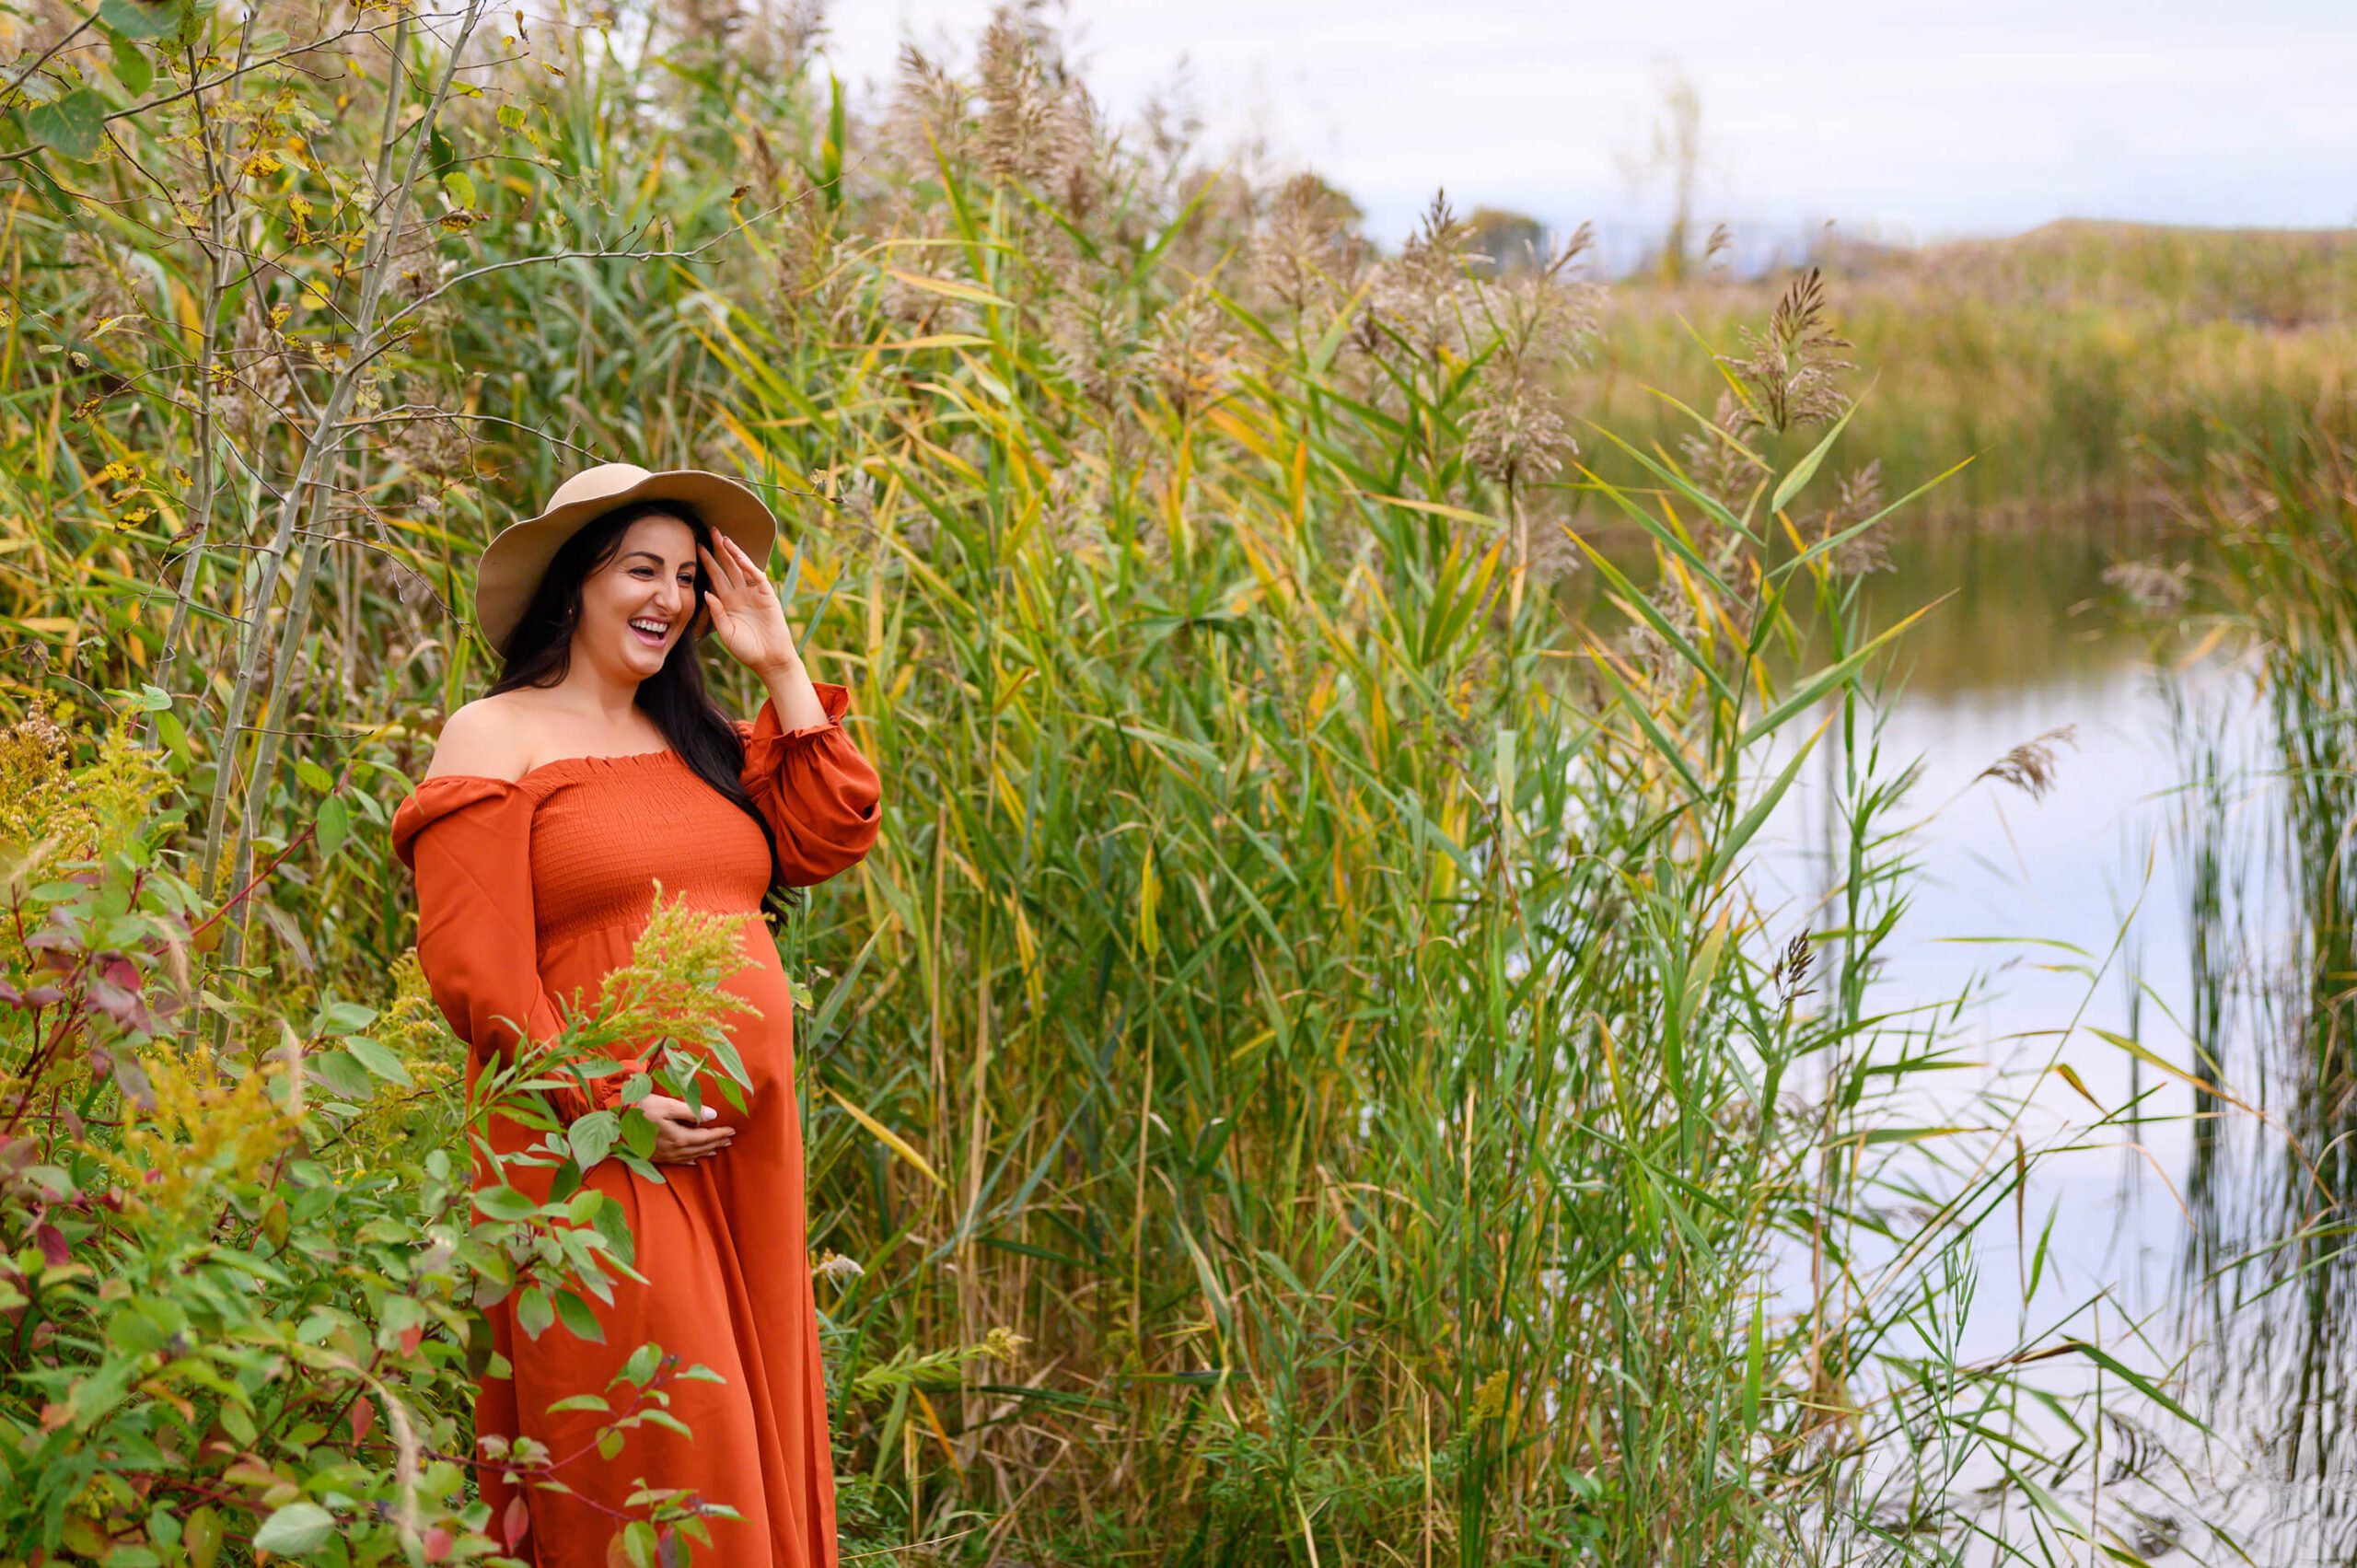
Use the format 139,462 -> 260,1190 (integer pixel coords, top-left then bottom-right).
539,915 -> 797,1131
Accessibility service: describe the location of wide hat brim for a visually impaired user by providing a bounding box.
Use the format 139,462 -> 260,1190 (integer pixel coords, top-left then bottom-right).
472,464 -> 781,650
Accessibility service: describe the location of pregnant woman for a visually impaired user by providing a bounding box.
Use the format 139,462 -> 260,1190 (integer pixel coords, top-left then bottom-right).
389,462 -> 880,1566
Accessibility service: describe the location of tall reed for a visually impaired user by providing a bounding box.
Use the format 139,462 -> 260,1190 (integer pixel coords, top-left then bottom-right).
0,3 -> 2241,1562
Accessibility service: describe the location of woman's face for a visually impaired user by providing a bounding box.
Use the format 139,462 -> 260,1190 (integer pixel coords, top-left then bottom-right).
577,513 -> 700,680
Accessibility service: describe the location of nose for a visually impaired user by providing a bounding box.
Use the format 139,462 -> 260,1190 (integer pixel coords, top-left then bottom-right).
655,574 -> 690,620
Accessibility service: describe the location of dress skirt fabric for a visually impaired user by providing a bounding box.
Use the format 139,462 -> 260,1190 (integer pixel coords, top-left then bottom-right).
389,681 -> 880,1567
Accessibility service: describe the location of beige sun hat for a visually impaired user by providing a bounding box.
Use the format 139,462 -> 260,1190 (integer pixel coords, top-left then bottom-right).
471,462 -> 781,649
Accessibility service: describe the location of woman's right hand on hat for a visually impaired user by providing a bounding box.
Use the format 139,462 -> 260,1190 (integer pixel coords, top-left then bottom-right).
697,533 -> 799,679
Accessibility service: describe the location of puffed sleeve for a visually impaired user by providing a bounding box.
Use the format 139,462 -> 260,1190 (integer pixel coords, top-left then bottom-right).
389,777 -> 621,1123
731,679 -> 882,887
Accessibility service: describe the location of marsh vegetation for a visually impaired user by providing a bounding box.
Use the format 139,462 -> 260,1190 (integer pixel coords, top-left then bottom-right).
0,1 -> 2349,1562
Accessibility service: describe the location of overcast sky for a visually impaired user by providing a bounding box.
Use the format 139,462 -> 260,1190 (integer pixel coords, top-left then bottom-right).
814,0 -> 2357,251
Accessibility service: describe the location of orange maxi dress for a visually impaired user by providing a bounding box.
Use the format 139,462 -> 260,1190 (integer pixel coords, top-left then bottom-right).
388,679 -> 880,1568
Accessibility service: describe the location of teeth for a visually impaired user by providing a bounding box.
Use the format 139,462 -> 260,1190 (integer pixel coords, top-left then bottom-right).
630,620 -> 668,635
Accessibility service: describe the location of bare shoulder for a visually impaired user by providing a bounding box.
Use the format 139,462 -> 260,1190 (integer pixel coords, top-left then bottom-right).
422,692 -> 542,784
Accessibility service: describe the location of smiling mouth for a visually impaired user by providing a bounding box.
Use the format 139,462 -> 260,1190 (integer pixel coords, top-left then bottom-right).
629,619 -> 670,648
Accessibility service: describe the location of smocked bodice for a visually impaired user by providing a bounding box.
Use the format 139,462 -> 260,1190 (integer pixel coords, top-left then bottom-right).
517,749 -> 774,947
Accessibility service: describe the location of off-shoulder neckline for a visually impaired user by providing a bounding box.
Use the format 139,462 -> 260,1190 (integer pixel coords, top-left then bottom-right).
414,746 -> 686,793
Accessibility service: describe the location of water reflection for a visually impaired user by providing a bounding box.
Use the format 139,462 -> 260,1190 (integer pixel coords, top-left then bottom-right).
1564,511 -> 2354,1562
2166,618 -> 2357,1562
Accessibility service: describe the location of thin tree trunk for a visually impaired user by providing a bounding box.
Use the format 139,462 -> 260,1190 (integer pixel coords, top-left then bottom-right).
208,512 -> 331,1057
138,20 -> 258,752
197,0 -> 487,910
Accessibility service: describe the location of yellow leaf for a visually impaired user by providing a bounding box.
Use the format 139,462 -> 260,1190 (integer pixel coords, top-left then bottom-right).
1349,490 -> 1504,529
862,333 -> 993,352
884,268 -> 1014,308
827,1088 -> 946,1191
2050,1063 -> 2106,1113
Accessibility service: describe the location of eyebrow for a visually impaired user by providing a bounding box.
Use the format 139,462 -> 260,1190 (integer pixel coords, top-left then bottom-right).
619,551 -> 695,569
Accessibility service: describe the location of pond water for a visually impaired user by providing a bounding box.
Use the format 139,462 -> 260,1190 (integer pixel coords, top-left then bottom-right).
1591,515 -> 2353,1562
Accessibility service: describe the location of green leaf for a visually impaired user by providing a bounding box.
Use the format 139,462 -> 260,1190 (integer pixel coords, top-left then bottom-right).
621,1342 -> 661,1386
69,1355 -> 135,1427
514,1284 -> 554,1338
1566,532 -> 1736,710
1740,1294 -> 1765,1430
2061,1339 -> 2209,1433
2026,1201 -> 2059,1302
620,1106 -> 658,1160
1998,1459 -> 2084,1533
1769,394 -> 1861,516
18,152 -> 75,217
1703,714 -> 1829,888
308,1051 -> 374,1099
1306,280 -> 1375,376
251,1502 -> 336,1554
182,1507 -> 221,1568
553,1289 -> 605,1344
99,0 -> 182,39
343,1035 -> 412,1086
316,795 -> 348,859
1847,1124 -> 1980,1145
1736,597 -> 1941,749
568,1110 -> 618,1169
110,35 -> 154,95
1585,649 -> 1706,805
28,90 -> 105,160
2087,1027 -> 2251,1111
589,1191 -> 635,1270
474,1185 -> 540,1223
1771,454 -> 1973,584
442,169 -> 476,209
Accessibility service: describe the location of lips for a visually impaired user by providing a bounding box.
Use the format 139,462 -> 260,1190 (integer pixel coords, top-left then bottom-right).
629,619 -> 669,648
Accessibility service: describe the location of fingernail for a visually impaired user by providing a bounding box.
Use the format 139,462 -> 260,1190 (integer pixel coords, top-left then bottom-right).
699,1107 -> 718,1122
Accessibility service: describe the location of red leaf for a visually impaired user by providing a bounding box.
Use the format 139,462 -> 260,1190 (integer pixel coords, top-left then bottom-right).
503,1497 -> 530,1551
110,1052 -> 155,1108
399,1325 -> 424,1357
424,1526 -> 454,1562
93,980 -> 157,1039
347,1398 -> 375,1444
34,1224 -> 67,1268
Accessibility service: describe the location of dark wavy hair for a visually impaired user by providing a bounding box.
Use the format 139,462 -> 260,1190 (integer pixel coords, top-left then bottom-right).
485,497 -> 795,916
